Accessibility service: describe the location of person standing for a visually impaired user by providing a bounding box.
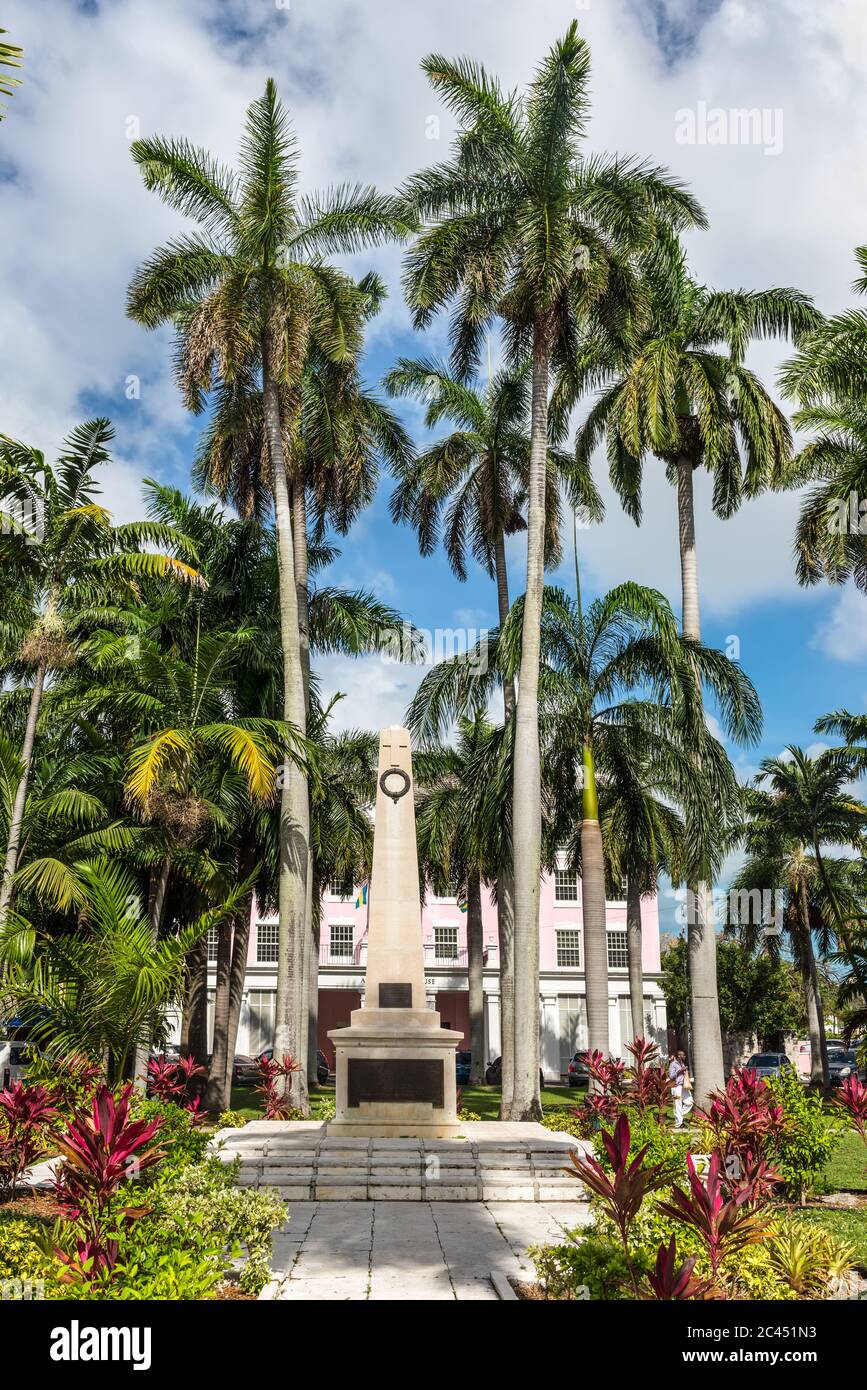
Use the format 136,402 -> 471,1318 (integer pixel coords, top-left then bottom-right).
669,1050 -> 694,1129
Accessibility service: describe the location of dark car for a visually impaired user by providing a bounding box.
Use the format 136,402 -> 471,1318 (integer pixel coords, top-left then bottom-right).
484,1055 -> 545,1089
744,1052 -> 793,1079
456,1051 -> 472,1086
567,1051 -> 590,1087
233,1047 -> 330,1086
827,1048 -> 861,1087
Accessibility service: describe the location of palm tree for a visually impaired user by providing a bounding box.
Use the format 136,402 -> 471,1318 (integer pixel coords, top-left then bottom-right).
736,747 -> 866,1087
0,420 -> 200,941
597,762 -> 687,1044
0,29 -> 22,119
0,860 -> 247,1086
779,246 -> 867,588
571,237 -> 817,1100
401,22 -> 704,1119
385,355 -> 600,1108
415,714 -> 500,1085
408,584 -> 754,1069
127,80 -> 411,1111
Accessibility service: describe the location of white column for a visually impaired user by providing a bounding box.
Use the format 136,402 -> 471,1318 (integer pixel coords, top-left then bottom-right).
540,994 -> 560,1083
609,994 -> 622,1060
486,992 -> 501,1063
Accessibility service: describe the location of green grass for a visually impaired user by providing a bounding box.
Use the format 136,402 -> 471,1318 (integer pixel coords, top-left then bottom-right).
228,1080 -> 585,1123
788,1207 -> 867,1265
823,1130 -> 867,1193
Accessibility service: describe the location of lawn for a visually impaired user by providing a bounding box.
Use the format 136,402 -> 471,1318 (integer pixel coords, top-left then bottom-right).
226,1081 -> 583,1123
823,1130 -> 867,1193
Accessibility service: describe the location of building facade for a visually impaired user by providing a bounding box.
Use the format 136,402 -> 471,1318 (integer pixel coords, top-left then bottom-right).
204,855 -> 667,1082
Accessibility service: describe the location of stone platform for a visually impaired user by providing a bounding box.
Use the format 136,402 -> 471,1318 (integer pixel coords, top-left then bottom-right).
211,1120 -> 591,1203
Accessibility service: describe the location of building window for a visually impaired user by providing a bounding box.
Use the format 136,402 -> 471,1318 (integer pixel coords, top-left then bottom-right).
558,994 -> 588,1075
433,925 -> 459,961
607,931 -> 628,969
328,876 -> 353,900
329,923 -> 354,960
256,922 -> 279,964
206,925 -> 220,963
554,868 -> 579,903
555,929 -> 581,969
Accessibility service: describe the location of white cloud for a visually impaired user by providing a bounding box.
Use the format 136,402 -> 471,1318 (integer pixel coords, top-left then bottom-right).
812,584 -> 867,663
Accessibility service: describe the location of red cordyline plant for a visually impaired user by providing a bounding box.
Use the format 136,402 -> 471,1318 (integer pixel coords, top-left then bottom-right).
698,1067 -> 786,1165
565,1112 -> 670,1293
145,1054 -> 207,1119
0,1082 -> 57,1196
56,1236 -> 121,1288
624,1037 -> 673,1121
656,1151 -> 768,1284
43,1055 -> 103,1116
835,1074 -> 867,1145
643,1235 -> 720,1301
51,1083 -> 165,1282
256,1054 -> 301,1120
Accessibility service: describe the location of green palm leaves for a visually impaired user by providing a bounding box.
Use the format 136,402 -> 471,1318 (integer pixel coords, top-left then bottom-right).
0,29 -> 22,118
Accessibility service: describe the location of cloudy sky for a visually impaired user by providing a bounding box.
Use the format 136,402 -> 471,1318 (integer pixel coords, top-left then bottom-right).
2,0 -> 866,921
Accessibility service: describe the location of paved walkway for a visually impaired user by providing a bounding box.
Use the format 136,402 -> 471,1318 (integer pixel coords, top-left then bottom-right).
262,1199 -> 591,1301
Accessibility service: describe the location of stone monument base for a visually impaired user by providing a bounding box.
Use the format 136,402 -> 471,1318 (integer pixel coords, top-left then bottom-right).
328,1007 -> 463,1139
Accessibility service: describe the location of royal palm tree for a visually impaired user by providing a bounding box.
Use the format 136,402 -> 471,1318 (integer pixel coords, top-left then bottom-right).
415,714 -> 501,1086
127,80 -> 411,1111
401,22 -> 704,1118
736,747 -> 866,1087
0,29 -> 22,119
571,236 -> 817,1099
408,583 -> 755,1067
0,420 -> 200,940
779,247 -> 867,588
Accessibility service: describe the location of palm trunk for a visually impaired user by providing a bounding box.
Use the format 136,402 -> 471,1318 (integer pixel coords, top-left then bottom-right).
262,338 -> 309,1114
467,871 -> 485,1085
184,934 -> 209,1071
291,478 -> 312,1112
493,530 -> 516,1114
581,742 -> 609,1064
676,454 -> 724,1103
0,659 -> 46,927
510,318 -> 551,1122
307,869 -> 321,1090
798,877 -> 829,1089
132,855 -> 171,1092
626,876 -> 645,1044
223,893 -> 253,1102
205,917 -> 233,1113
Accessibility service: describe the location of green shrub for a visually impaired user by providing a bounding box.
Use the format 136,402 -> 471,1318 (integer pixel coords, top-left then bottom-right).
530,1235 -> 639,1300
767,1069 -> 845,1202
131,1097 -> 210,1180
314,1097 -> 336,1123
764,1216 -> 855,1297
149,1157 -> 286,1294
541,1108 -> 587,1139
217,1110 -> 248,1129
52,1212 -> 227,1301
592,1106 -> 691,1184
0,1211 -> 54,1287
457,1108 -> 482,1121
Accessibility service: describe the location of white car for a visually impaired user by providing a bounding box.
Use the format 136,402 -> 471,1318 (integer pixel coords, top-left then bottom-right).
0,1040 -> 31,1089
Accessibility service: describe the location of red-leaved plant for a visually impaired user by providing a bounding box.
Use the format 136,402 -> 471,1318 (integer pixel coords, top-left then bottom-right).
699,1067 -> 786,1166
656,1151 -> 768,1284
643,1235 -> 720,1301
624,1037 -> 673,1122
256,1054 -> 302,1119
145,1054 -> 207,1119
835,1074 -> 867,1146
0,1082 -> 57,1196
51,1084 -> 165,1282
564,1111 -> 670,1293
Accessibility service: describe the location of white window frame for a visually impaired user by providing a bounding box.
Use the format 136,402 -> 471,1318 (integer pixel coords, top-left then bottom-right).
206,925 -> 220,963
555,927 -> 582,969
432,924 -> 459,962
554,867 -> 579,904
327,876 -> 354,902
607,930 -> 629,970
328,920 -> 355,961
256,921 -> 279,964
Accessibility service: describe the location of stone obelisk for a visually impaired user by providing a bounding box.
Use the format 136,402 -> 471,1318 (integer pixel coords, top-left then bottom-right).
328,727 -> 462,1137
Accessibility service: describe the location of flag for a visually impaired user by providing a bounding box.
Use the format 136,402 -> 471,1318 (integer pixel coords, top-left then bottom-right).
355,882 -> 368,909
458,898 -> 468,913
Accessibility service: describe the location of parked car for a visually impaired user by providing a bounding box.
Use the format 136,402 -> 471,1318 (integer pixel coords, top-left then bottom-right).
233,1048 -> 330,1086
744,1052 -> 793,1079
566,1052 -> 590,1087
827,1047 -> 862,1087
0,1040 -> 33,1088
455,1051 -> 472,1086
484,1056 -> 545,1089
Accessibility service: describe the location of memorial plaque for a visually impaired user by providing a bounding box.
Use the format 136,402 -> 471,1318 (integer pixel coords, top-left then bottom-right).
379,982 -> 412,1008
348,1058 -> 444,1109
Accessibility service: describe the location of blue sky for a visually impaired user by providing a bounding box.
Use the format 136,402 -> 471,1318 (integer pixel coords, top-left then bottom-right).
2,0 -> 866,929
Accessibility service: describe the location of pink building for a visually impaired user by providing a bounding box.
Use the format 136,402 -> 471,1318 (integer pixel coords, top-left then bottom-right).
205,854 -> 667,1082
